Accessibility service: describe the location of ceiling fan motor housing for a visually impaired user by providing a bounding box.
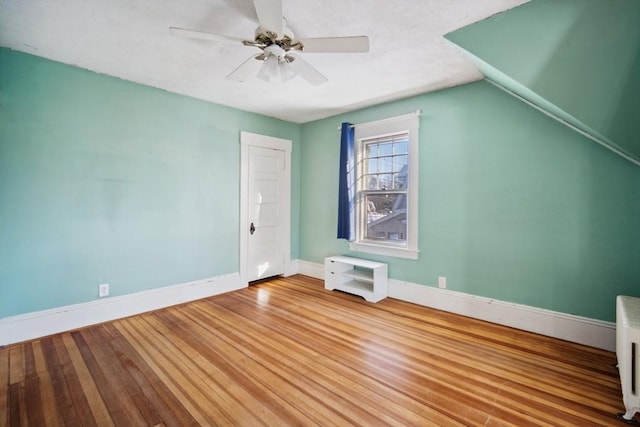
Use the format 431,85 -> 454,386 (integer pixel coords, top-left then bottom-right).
252,22 -> 301,54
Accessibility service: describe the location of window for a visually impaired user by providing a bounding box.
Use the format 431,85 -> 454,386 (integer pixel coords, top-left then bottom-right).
350,113 -> 420,259
362,133 -> 408,241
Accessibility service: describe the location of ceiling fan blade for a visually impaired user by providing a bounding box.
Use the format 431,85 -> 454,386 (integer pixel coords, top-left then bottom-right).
299,36 -> 370,53
169,27 -> 245,44
253,0 -> 283,36
227,55 -> 262,82
287,54 -> 328,86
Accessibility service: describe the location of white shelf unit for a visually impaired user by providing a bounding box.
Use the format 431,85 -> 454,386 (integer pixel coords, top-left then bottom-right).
324,256 -> 388,302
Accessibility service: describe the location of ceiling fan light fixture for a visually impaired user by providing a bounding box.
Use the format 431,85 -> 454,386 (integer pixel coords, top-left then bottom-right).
279,60 -> 296,83
257,54 -> 280,82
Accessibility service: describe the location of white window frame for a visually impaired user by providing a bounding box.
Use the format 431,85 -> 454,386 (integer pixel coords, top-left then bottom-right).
349,114 -> 420,260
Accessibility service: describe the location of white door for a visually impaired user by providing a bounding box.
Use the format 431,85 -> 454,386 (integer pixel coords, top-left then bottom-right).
247,146 -> 284,281
240,131 -> 291,284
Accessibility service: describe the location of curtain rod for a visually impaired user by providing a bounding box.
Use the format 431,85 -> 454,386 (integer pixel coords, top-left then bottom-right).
338,110 -> 422,131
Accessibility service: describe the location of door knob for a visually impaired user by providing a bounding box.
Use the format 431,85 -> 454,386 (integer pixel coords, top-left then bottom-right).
250,222 -> 255,235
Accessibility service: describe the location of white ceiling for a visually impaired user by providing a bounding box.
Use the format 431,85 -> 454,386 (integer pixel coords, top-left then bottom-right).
0,0 -> 528,124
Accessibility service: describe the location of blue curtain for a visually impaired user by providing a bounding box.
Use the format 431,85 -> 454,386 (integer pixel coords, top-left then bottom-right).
337,122 -> 355,240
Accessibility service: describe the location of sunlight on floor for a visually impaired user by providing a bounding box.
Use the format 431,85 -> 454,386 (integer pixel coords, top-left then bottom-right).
257,288 -> 270,305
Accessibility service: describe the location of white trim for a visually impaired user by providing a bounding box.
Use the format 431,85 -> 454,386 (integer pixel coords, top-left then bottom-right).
296,260 -> 615,351
2,260 -> 616,352
339,110 -> 422,131
284,259 -> 299,277
352,114 -> 420,258
297,259 -> 325,280
348,241 -> 419,260
353,113 -> 420,140
0,273 -> 244,346
240,131 -> 292,151
239,131 -> 292,284
389,279 -> 615,351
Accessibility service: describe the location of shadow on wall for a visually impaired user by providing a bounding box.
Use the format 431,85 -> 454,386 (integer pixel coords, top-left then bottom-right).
529,0 -> 640,159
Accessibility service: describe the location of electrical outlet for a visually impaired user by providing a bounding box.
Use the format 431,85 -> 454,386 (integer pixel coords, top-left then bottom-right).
438,276 -> 447,289
99,283 -> 109,298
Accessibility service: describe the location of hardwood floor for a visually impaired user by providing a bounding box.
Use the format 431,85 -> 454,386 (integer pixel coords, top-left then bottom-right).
1,275 -> 627,426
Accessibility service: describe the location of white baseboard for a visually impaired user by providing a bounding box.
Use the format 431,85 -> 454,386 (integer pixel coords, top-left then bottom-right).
2,260 -> 616,352
297,259 -> 325,280
389,279 -> 615,351
284,259 -> 299,277
295,260 -> 615,351
0,273 -> 245,346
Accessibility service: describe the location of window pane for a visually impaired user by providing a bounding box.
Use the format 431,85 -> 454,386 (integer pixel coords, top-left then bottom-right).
366,144 -> 378,157
379,156 -> 393,173
365,193 -> 407,242
378,142 -> 393,156
366,175 -> 379,190
366,158 -> 378,174
392,173 -> 407,190
378,174 -> 393,190
393,140 -> 408,155
393,155 -> 407,172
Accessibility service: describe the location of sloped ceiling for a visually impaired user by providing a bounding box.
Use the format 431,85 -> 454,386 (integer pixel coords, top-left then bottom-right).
446,0 -> 640,166
0,0 -> 528,124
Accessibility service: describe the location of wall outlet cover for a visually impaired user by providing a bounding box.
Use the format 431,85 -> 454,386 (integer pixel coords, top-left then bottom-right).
438,276 -> 447,289
99,283 -> 110,298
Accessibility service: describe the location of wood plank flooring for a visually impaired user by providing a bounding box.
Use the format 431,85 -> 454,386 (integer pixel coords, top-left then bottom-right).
0,275 -> 628,426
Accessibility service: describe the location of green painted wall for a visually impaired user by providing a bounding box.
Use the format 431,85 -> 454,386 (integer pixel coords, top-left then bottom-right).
446,0 -> 640,163
299,81 -> 640,322
0,48 -> 301,318
2,40 -> 639,326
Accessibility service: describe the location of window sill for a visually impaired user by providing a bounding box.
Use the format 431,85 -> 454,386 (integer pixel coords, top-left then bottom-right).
348,241 -> 419,260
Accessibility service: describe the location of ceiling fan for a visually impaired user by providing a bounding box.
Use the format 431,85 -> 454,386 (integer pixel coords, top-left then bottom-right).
169,0 -> 370,85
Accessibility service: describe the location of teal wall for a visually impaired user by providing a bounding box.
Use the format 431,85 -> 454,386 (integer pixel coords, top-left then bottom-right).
446,0 -> 640,163
2,39 -> 639,325
299,81 -> 640,322
0,48 -> 301,318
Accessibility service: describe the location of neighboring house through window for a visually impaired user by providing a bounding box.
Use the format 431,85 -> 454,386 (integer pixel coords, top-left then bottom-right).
350,113 -> 420,259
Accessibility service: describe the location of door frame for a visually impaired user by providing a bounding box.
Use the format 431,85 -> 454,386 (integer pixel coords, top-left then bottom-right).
239,131 -> 292,285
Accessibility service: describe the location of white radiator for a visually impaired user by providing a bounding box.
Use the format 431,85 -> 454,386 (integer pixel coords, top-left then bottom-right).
617,295 -> 640,422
